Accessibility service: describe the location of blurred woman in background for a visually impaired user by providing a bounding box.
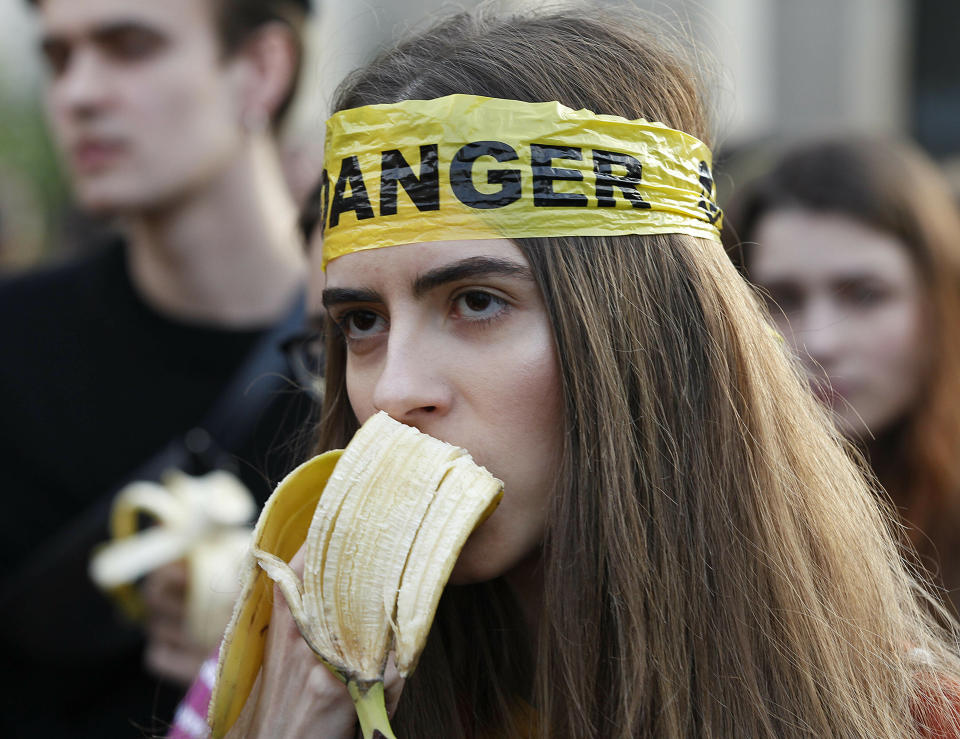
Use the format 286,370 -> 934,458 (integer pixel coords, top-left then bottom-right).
725,136 -> 960,611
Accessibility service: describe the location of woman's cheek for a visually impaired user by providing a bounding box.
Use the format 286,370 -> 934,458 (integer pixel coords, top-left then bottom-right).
456,482 -> 550,584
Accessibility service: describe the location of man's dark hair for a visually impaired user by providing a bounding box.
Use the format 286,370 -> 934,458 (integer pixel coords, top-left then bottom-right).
213,0 -> 312,127
28,0 -> 312,128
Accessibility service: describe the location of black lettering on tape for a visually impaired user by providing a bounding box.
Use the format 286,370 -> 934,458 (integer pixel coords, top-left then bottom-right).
380,144 -> 440,216
329,155 -> 375,228
318,168 -> 330,234
593,149 -> 651,209
697,160 -> 721,224
450,141 -> 522,209
530,144 -> 588,207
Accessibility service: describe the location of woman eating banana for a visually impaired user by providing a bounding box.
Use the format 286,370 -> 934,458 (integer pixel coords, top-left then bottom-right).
176,5 -> 960,737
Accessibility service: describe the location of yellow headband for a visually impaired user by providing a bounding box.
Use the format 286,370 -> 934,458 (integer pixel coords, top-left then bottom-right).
320,94 -> 722,268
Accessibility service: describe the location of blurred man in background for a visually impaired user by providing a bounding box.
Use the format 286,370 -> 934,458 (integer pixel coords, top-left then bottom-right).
0,0 -> 315,735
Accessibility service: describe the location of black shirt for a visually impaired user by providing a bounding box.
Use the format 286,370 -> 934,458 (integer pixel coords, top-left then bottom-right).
0,238 -> 314,736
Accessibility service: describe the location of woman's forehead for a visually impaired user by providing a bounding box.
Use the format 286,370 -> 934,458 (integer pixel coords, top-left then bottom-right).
751,210 -> 914,284
322,238 -> 525,286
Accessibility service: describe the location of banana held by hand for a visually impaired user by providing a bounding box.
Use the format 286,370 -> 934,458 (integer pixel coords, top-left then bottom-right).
209,411 -> 504,739
89,469 -> 256,649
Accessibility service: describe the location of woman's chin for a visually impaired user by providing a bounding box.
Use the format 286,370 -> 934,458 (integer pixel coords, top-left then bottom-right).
447,545 -> 493,585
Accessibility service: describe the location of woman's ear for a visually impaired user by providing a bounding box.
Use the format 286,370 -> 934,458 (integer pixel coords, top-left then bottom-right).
236,22 -> 299,130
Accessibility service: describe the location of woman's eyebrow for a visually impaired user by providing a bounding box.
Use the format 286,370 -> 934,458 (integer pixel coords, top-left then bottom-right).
321,287 -> 383,309
412,256 -> 533,297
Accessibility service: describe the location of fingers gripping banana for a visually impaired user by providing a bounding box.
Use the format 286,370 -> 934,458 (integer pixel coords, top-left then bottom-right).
88,469 -> 257,649
209,412 -> 503,739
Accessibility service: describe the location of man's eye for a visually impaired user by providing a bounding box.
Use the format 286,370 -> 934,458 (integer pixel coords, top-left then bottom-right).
104,29 -> 164,61
41,42 -> 71,76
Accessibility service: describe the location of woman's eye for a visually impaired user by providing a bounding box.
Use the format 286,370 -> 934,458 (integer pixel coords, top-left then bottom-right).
838,282 -> 889,308
339,310 -> 386,340
453,291 -> 507,320
762,285 -> 803,315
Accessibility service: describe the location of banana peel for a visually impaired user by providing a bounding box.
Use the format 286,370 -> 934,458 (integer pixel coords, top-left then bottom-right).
209,449 -> 342,735
209,412 -> 503,738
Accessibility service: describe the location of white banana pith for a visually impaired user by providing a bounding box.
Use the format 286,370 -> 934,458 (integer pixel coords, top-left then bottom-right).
209,411 -> 503,739
88,469 -> 256,650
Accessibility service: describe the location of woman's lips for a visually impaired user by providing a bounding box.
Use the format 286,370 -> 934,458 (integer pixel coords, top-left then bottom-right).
72,139 -> 125,173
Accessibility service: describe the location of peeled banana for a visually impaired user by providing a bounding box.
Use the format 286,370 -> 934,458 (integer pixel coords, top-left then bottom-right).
89,469 -> 257,650
209,411 -> 503,738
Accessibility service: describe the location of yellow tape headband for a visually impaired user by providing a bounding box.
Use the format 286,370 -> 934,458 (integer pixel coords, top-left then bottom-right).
320,94 -> 722,268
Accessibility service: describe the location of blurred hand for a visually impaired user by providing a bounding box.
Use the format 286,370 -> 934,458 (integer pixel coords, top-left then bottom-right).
141,560 -> 210,686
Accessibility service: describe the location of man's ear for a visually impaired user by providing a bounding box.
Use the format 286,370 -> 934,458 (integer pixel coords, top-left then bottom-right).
236,22 -> 299,128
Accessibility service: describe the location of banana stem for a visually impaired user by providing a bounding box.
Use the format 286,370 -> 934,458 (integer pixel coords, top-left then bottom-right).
347,680 -> 397,739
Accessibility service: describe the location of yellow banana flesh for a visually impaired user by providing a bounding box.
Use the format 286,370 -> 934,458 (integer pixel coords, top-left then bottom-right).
209,412 -> 503,738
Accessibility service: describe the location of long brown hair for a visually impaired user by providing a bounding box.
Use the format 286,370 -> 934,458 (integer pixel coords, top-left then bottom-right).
312,6 -> 960,736
724,137 -> 960,610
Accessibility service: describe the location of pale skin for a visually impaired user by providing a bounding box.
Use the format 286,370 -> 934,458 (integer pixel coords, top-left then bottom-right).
36,0 -> 306,684
229,236 -> 564,736
139,561 -> 200,685
750,209 -> 930,439
38,0 -> 305,327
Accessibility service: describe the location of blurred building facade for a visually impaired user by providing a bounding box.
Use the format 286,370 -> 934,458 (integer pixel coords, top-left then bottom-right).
1,0 -> 958,268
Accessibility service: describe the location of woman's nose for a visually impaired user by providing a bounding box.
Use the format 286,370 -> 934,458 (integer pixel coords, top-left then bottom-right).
371,337 -> 452,424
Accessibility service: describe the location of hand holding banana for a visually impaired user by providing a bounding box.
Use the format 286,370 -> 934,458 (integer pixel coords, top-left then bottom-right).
89,468 -> 257,651
210,412 -> 503,739
224,548 -> 403,739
